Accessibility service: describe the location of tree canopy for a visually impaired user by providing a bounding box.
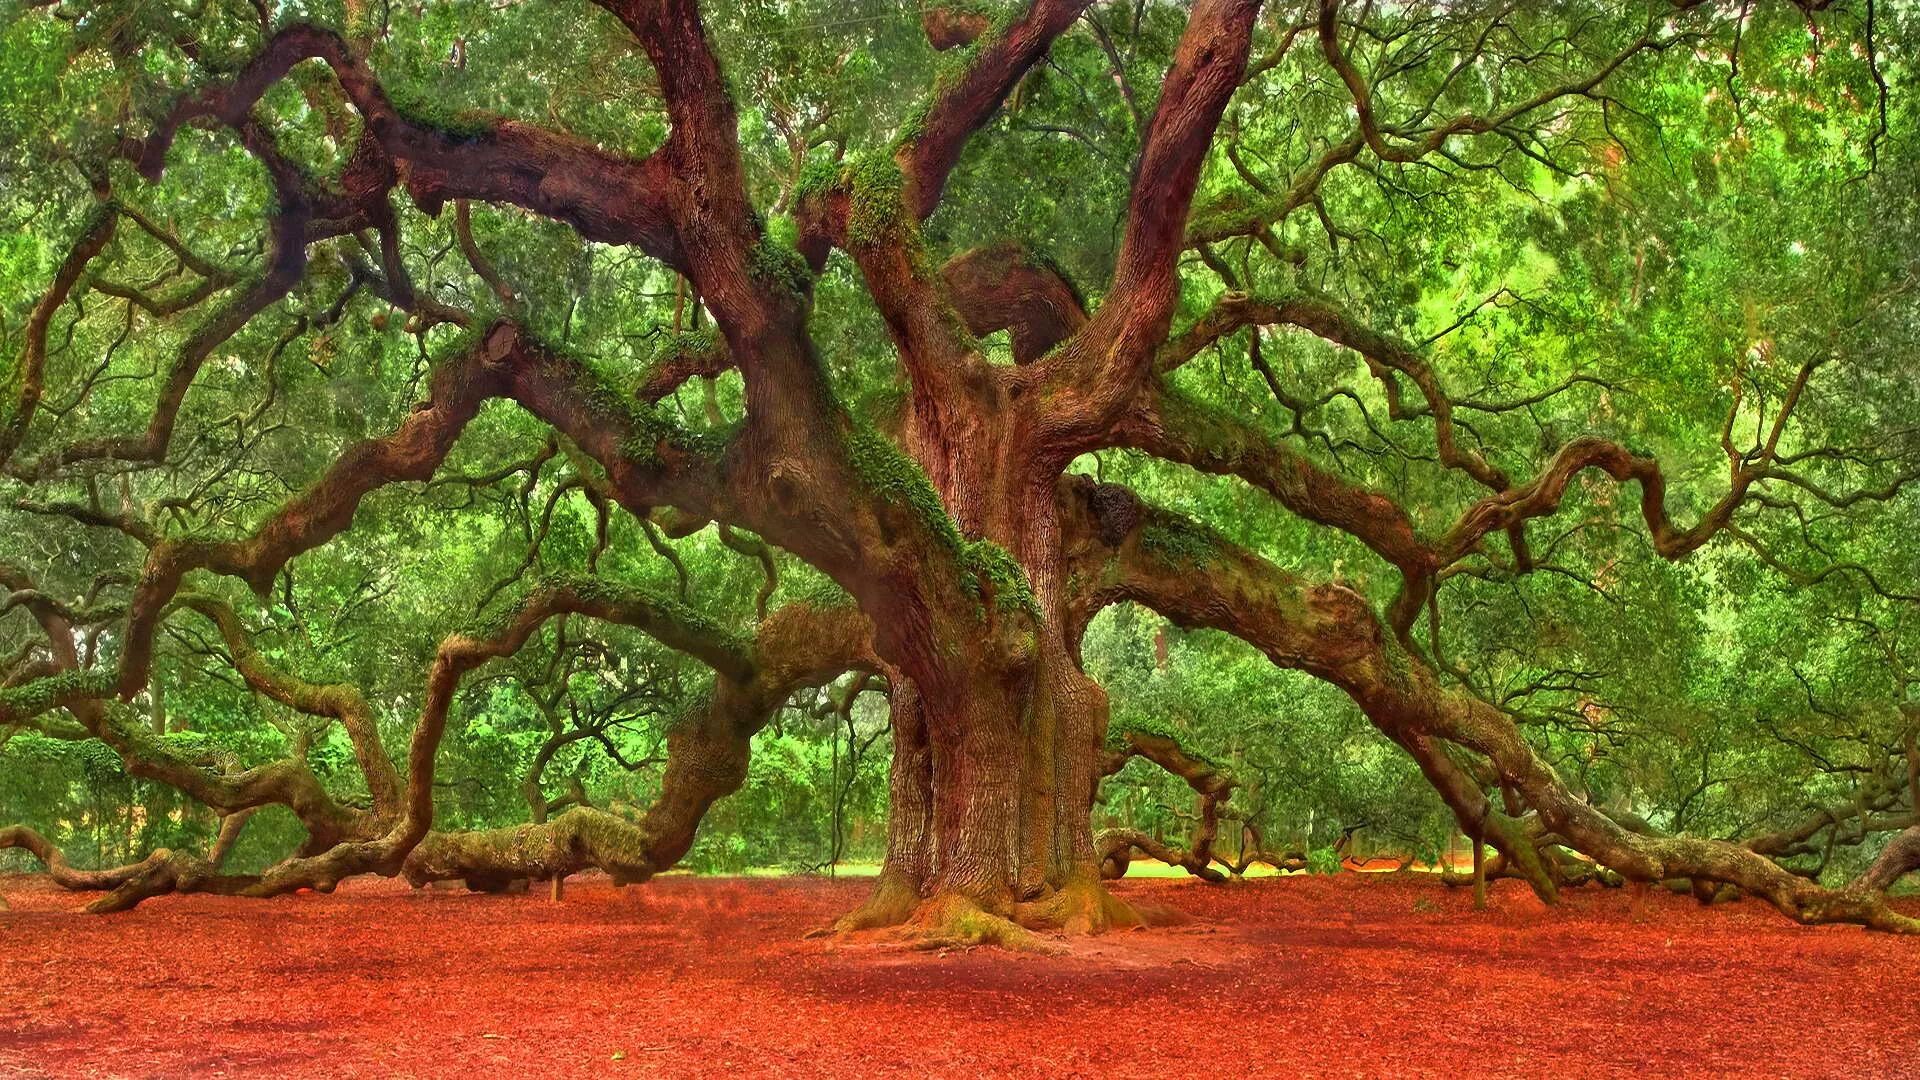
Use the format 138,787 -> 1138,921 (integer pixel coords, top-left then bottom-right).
1,0 -> 1917,938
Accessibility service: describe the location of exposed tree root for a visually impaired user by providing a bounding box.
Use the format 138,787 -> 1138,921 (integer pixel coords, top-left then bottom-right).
892,893 -> 1057,953
822,870 -> 1190,950
1018,875 -> 1190,933
823,867 -> 924,934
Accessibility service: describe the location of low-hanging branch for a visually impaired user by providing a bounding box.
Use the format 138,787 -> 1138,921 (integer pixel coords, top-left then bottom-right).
1057,474 -> 1920,933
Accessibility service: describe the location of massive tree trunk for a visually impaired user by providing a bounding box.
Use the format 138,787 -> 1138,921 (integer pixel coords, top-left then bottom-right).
829,348 -> 1153,937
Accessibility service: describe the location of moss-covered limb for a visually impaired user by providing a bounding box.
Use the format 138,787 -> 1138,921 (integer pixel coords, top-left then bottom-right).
403,681 -> 760,889
960,539 -> 1037,615
402,807 -> 679,886
745,601 -> 880,694
171,595 -> 402,818
846,428 -> 967,553
109,322 -> 523,698
1102,726 -> 1234,799
1057,476 -> 1368,679
111,200 -> 239,285
894,0 -> 1093,219
1211,819 -> 1310,876
7,563 -> 366,843
504,329 -> 729,518
842,154 -> 913,249
88,272 -> 228,319
0,584 -> 125,631
134,24 -> 688,265
92,551 -> 622,907
1060,476 -> 1917,932
9,499 -> 162,547
798,151 -> 990,413
0,669 -> 117,728
403,604 -> 875,890
838,425 -> 1046,658
0,825 -> 168,892
29,313 -> 731,752
89,709 -> 379,856
0,204 -> 117,471
207,809 -> 256,868
400,590 -> 873,891
476,576 -> 755,683
0,566 -> 122,681
1185,129 -> 1368,248
1113,378 -> 1435,601
637,327 -> 729,403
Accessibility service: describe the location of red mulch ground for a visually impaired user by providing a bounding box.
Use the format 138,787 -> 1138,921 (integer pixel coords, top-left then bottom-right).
2,872 -> 1916,1079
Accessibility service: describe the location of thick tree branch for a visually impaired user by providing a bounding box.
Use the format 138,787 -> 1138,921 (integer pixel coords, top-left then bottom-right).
899,0 -> 1097,221
136,25 -> 685,263
1058,476 -> 1920,932
1045,0 -> 1260,443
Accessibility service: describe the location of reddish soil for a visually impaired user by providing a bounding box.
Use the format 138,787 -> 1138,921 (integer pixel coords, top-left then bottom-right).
1,872 -> 1915,1079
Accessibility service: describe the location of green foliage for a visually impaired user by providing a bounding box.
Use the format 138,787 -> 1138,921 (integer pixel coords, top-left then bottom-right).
844,153 -> 913,248
1139,520 -> 1219,569
846,426 -> 963,552
750,228 -> 813,294
788,566 -> 856,611
960,539 -> 1036,614
645,326 -> 722,369
0,669 -> 113,722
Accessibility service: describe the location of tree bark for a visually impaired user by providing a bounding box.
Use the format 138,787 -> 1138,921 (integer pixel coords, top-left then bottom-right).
1857,826 -> 1920,893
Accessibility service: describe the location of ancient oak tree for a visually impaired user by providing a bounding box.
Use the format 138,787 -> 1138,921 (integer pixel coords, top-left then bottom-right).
3,0 -> 1918,939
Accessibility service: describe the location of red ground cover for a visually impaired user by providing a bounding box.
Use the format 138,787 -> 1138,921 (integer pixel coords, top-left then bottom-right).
1,871 -> 1915,1078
